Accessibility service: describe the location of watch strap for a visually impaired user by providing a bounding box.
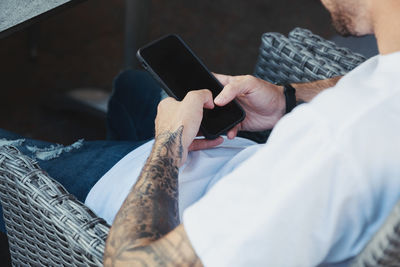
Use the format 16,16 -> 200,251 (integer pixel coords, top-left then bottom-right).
283,84 -> 296,114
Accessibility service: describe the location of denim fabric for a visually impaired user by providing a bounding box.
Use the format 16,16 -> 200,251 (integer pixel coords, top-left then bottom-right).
107,69 -> 161,141
0,70 -> 161,232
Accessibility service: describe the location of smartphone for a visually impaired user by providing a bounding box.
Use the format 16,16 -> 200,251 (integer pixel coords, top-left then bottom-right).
136,34 -> 245,139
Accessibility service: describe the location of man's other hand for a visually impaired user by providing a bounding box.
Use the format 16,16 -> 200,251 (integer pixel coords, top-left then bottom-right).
155,89 -> 224,166
214,74 -> 286,139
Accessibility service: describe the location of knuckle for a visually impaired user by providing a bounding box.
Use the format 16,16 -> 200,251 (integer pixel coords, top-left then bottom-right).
201,89 -> 212,96
158,97 -> 173,107
157,102 -> 163,112
244,74 -> 254,81
158,99 -> 167,107
186,90 -> 196,98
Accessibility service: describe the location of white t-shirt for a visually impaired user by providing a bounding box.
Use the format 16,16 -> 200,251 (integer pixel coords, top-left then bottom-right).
183,52 -> 400,266
85,137 -> 260,224
86,52 -> 400,266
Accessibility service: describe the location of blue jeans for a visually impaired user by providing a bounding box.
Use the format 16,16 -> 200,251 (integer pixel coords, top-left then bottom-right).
0,70 -> 162,232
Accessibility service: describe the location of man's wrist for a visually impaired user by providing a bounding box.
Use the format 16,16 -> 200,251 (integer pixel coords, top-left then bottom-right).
154,126 -> 184,166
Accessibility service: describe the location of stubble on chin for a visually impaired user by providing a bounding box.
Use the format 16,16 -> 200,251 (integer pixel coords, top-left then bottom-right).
325,0 -> 370,37
331,10 -> 353,37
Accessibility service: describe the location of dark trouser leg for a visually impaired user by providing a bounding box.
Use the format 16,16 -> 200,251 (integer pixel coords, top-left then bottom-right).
107,69 -> 162,141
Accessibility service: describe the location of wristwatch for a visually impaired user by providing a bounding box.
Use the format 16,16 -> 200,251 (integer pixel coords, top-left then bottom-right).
283,84 -> 296,114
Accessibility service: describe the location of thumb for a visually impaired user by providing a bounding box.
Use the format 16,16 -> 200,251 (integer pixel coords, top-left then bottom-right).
214,83 -> 243,106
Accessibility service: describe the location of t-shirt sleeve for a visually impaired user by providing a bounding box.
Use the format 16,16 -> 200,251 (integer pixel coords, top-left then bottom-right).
182,105 -> 392,266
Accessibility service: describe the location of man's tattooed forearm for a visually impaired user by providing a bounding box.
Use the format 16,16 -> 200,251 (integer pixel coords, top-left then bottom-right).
106,225 -> 201,267
104,126 -> 185,266
155,126 -> 184,162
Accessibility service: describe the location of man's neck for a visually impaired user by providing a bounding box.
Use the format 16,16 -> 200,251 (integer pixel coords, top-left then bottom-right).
372,0 -> 400,55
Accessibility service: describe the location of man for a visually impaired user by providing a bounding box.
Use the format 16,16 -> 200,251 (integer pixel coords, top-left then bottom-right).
99,0 -> 400,266
0,0 -> 398,265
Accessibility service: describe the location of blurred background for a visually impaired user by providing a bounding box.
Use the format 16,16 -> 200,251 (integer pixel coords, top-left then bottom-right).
0,0 -> 335,145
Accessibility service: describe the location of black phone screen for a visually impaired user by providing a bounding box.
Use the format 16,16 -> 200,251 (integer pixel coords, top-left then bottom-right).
138,34 -> 245,138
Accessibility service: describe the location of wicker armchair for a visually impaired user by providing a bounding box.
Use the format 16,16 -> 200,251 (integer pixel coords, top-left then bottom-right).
0,28 -> 398,266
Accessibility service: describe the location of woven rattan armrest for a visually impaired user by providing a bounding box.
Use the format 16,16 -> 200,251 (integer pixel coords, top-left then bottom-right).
0,145 -> 109,266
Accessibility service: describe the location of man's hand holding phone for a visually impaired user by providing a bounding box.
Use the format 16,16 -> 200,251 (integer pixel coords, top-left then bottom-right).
214,74 -> 286,139
137,35 -> 246,139
155,89 -> 224,166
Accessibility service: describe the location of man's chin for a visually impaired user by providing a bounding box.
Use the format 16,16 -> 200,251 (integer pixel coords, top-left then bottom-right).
332,17 -> 354,37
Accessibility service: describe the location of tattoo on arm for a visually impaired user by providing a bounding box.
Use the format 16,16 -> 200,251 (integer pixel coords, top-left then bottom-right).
104,126 -> 202,266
